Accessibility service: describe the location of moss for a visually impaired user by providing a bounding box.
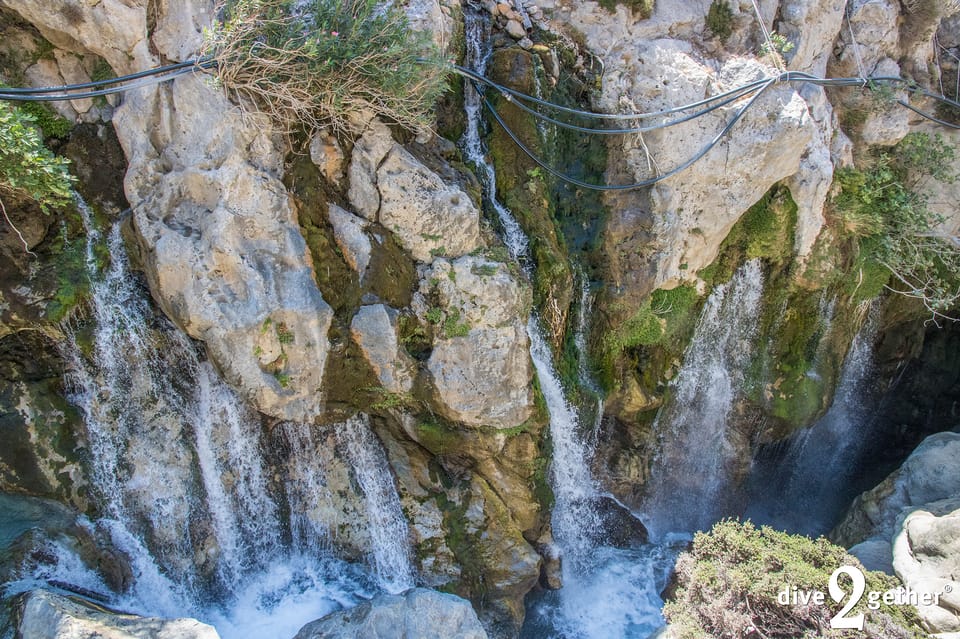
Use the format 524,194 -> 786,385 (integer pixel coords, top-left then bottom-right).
706,0 -> 734,42
665,520 -> 926,639
442,308 -> 470,339
597,0 -> 654,17
486,48 -> 574,345
18,102 -> 72,139
416,419 -> 461,456
698,185 -> 799,288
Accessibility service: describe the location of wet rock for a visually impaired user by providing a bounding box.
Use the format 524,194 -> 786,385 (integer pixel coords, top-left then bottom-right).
327,203 -> 372,278
505,19 -> 526,39
892,500 -> 960,634
419,256 -> 534,429
16,589 -> 220,639
350,304 -> 417,394
294,588 -> 487,639
115,76 -> 334,423
348,118 -> 395,220
832,433 -> 960,547
376,146 -> 480,263
310,130 -> 346,187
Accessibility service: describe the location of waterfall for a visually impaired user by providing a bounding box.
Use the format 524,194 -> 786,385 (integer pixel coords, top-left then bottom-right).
336,415 -> 415,594
462,8 -> 530,262
573,270 -> 605,446
642,259 -> 765,536
462,10 -> 675,637
745,303 -> 881,534
20,198 -> 386,638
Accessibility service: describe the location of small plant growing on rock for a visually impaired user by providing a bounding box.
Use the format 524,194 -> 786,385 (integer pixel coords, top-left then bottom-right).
706,0 -> 734,43
203,0 -> 448,137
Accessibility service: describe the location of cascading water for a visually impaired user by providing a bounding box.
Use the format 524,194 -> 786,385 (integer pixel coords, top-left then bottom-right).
641,259 -> 765,537
745,303 -> 881,535
6,199 -> 413,639
335,415 -> 415,594
462,9 -> 675,637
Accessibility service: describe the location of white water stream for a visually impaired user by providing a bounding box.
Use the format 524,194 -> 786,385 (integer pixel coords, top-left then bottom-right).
5,199 -> 410,638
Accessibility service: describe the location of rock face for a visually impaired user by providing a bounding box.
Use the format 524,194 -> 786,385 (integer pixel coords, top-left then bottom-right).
417,257 -> 534,429
833,433 -> 960,634
294,588 -> 488,639
16,590 -> 220,639
348,119 -> 480,263
351,304 -> 417,394
832,432 -> 960,548
3,0 -> 336,423
602,46 -> 816,296
377,146 -> 481,263
893,502 -> 960,635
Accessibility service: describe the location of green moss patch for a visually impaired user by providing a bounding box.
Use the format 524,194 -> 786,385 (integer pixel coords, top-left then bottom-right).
665,520 -> 926,639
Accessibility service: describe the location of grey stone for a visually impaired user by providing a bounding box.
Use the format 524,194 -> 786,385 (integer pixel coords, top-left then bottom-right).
350,304 -> 417,395
328,203 -> 372,278
293,588 -> 488,639
17,590 -> 220,639
377,146 -> 480,263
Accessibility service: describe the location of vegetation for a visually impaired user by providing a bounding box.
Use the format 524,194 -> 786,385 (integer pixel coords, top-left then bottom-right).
442,308 -> 470,339
597,0 -> 654,18
833,132 -> 959,320
0,101 -> 74,212
706,0 -> 734,43
664,520 -> 925,639
203,0 -> 448,137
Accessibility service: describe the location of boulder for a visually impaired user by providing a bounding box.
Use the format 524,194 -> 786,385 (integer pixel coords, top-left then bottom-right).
328,204 -> 373,279
419,257 -> 534,428
350,304 -> 417,395
310,131 -> 347,187
377,146 -> 480,263
348,118 -> 395,220
293,588 -> 487,639
16,590 -> 219,639
114,76 -> 333,423
832,432 -> 960,548
892,500 -> 960,635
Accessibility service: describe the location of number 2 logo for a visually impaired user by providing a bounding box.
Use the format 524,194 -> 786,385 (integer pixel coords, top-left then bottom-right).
829,566 -> 866,630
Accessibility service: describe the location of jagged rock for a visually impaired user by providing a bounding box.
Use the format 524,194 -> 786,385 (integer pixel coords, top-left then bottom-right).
310,130 -> 346,187
832,432 -> 960,547
293,588 -> 487,639
858,58 -> 911,147
115,75 -> 333,422
5,2 -> 336,422
2,0 -> 152,74
892,500 -> 960,635
419,257 -> 533,429
328,203 -> 372,278
405,0 -> 459,55
603,47 -> 816,292
534,531 -> 562,590
377,146 -> 480,263
148,0 -> 214,63
350,304 -> 417,395
505,19 -> 526,39
16,590 -> 220,639
348,118 -> 395,220
780,0 -> 847,76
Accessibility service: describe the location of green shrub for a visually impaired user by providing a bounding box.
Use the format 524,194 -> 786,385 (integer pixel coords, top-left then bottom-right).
442,308 -> 470,339
664,520 -> 925,639
0,101 -> 74,212
706,0 -> 734,42
597,0 -> 654,17
203,0 -> 448,136
833,132 -> 959,317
